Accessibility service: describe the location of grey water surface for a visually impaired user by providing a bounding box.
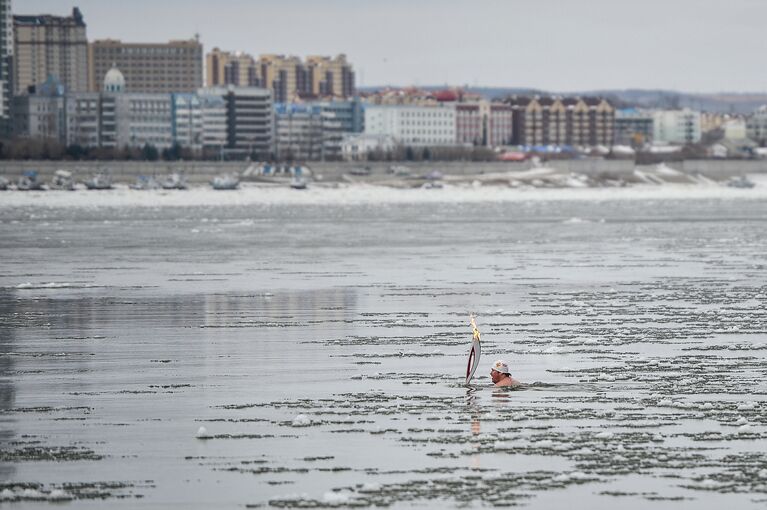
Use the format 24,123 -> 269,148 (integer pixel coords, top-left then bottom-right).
1,197 -> 766,508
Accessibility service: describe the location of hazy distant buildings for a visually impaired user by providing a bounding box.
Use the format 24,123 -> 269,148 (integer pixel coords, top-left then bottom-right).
341,133 -> 396,161
97,66 -> 173,150
171,94 -> 203,151
205,50 -> 356,103
0,0 -> 11,120
746,106 -> 767,145
456,102 -> 512,146
199,86 -> 272,158
12,7 -> 89,94
206,48 -> 258,88
274,103 -> 343,160
197,90 -> 227,151
507,96 -> 615,147
10,75 -> 66,141
652,109 -> 701,145
258,54 -> 307,103
365,104 -> 456,147
306,54 -> 354,98
89,38 -> 203,94
65,91 -> 100,146
614,108 -> 654,145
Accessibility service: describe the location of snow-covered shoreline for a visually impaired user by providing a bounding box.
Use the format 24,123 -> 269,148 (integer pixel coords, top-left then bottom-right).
1,176 -> 766,209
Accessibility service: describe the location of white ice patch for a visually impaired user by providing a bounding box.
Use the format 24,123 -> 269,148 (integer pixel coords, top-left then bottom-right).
47,489 -> 72,501
292,414 -> 311,427
322,491 -> 352,504
16,282 -> 82,289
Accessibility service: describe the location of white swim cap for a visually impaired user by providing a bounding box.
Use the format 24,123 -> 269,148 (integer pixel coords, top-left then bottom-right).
491,360 -> 510,374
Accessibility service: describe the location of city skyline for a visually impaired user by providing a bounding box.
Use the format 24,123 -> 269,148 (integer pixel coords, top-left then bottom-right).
15,0 -> 767,94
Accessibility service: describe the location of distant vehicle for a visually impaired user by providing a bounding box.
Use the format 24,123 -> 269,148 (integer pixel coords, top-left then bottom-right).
160,172 -> 187,190
211,173 -> 239,190
17,170 -> 45,191
0,176 -> 10,190
130,175 -> 161,190
49,169 -> 75,191
421,181 -> 444,189
84,171 -> 113,190
726,176 -> 755,189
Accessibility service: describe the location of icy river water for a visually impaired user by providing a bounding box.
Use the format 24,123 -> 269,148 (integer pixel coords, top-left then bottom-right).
1,186 -> 766,509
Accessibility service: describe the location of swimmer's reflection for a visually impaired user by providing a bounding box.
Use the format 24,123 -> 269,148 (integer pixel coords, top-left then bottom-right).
466,388 -> 481,469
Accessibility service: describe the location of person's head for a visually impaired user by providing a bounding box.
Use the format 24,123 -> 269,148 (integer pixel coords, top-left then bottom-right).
490,359 -> 510,384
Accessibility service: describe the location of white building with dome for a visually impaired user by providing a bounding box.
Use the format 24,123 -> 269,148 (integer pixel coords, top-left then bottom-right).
12,65 -> 271,156
103,65 -> 125,93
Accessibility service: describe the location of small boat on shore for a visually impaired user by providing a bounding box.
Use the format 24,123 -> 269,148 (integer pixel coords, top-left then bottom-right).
17,171 -> 45,191
726,175 -> 755,189
130,175 -> 160,190
50,169 -> 76,191
242,163 -> 311,184
160,173 -> 187,190
290,176 -> 308,190
84,171 -> 112,190
211,173 -> 239,190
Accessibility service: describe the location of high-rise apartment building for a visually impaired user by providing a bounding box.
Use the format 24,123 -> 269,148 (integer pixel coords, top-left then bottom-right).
206,50 -> 356,103
89,38 -> 203,94
306,54 -> 354,98
12,7 -> 89,94
258,54 -> 308,103
0,0 -> 12,120
206,48 -> 258,88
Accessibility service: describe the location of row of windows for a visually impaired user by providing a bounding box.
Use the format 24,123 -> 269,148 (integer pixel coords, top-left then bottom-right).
97,47 -> 199,56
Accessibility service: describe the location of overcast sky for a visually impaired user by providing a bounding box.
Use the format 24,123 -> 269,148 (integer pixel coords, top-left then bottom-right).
18,0 -> 767,93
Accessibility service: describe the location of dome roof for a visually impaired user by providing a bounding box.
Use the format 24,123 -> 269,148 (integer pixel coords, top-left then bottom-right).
103,65 -> 125,93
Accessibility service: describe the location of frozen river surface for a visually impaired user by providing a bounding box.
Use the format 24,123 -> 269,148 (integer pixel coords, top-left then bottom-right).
1,188 -> 766,508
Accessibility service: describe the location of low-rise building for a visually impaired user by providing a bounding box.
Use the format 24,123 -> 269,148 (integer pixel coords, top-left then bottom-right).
652,108 -> 701,145
65,91 -> 101,146
341,133 -> 396,161
200,85 -> 273,159
274,103 -> 342,161
615,108 -> 654,146
197,90 -> 227,151
171,93 -> 203,151
746,105 -> 767,145
10,75 -> 66,141
365,104 -> 456,147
